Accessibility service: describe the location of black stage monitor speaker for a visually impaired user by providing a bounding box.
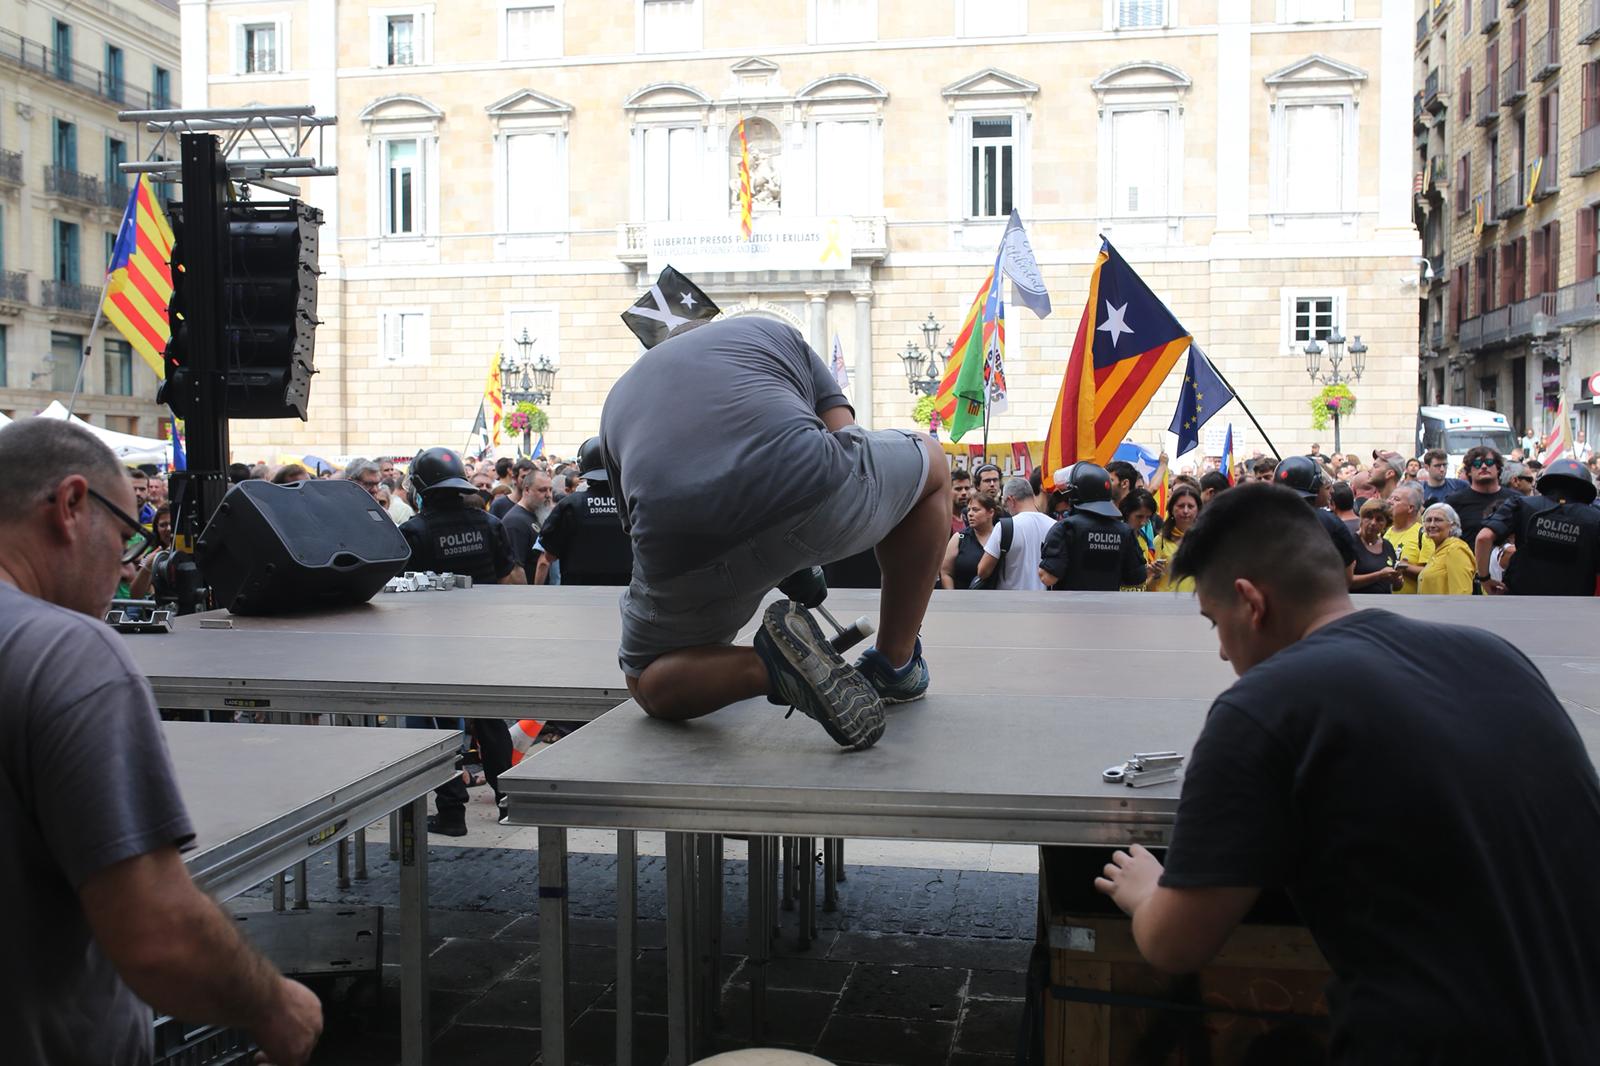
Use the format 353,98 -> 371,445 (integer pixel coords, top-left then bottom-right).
195,479 -> 411,615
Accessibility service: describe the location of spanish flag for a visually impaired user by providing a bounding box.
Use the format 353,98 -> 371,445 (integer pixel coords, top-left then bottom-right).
1042,240 -> 1191,486
102,175 -> 175,378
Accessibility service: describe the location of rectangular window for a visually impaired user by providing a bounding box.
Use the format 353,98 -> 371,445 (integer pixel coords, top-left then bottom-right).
244,23 -> 278,73
1283,104 -> 1343,212
814,0 -> 876,43
967,116 -> 1015,219
1579,207 -> 1599,282
1292,296 -> 1337,344
505,132 -> 561,232
53,220 -> 79,284
1456,152 -> 1471,216
642,125 -> 698,221
105,45 -> 124,101
958,0 -> 1023,36
815,120 -> 872,216
51,332 -> 81,393
1585,62 -> 1600,131
104,339 -> 133,396
506,4 -> 559,59
1115,0 -> 1166,29
1110,109 -> 1169,217
54,120 -> 77,171
1460,66 -> 1472,121
52,20 -> 71,81
380,310 -> 429,365
641,0 -> 701,53
0,326 -> 7,389
105,231 -> 116,267
1462,0 -> 1471,34
386,15 -> 416,65
153,65 -> 172,109
106,137 -> 126,197
1284,0 -> 1345,20
384,139 -> 421,235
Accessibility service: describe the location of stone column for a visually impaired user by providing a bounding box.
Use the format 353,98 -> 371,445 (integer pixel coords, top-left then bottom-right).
1378,0 -> 1419,236
806,291 -> 829,362
1213,0 -> 1250,240
178,0 -> 209,110
853,289 -> 874,428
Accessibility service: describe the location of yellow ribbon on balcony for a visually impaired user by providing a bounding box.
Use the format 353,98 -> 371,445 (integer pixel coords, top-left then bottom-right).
1525,157 -> 1542,208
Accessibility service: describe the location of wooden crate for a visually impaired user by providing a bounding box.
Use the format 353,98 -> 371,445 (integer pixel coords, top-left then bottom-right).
1037,846 -> 1331,1066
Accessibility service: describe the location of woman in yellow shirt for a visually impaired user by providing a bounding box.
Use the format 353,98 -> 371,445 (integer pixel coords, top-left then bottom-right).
1145,483 -> 1202,592
1417,502 -> 1477,595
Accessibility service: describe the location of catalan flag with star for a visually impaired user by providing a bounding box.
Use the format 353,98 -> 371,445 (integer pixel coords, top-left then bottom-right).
102,175 -> 175,378
1042,239 -> 1191,484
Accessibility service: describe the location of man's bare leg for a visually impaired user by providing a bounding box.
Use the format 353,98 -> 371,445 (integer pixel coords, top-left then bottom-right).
873,435 -> 950,666
628,647 -> 768,721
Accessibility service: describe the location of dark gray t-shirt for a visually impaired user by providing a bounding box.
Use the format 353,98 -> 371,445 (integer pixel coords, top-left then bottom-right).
0,582 -> 195,1066
600,317 -> 853,578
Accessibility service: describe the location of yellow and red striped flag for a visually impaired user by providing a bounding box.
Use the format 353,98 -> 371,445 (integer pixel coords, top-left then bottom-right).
932,269 -> 1005,426
102,175 -> 175,378
484,347 -> 504,448
737,118 -> 753,240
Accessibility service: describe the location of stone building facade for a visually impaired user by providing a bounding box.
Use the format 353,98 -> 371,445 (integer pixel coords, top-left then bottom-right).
187,0 -> 1421,462
0,0 -> 179,434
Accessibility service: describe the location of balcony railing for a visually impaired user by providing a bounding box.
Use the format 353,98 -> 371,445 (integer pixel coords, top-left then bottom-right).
1459,315 -> 1482,350
103,180 -> 129,210
1532,149 -> 1558,200
1424,68 -> 1446,111
1414,91 -> 1426,130
1553,276 -> 1600,329
44,165 -> 105,207
1475,85 -> 1499,126
0,27 -> 161,109
0,271 -> 27,304
1582,0 -> 1600,45
1417,11 -> 1430,46
1501,56 -> 1526,105
1494,172 -> 1525,219
1509,292 -> 1555,337
1578,125 -> 1600,176
0,148 -> 19,185
1481,0 -> 1499,32
42,280 -> 99,314
1531,31 -> 1559,81
1427,253 -> 1445,281
1430,320 -> 1444,349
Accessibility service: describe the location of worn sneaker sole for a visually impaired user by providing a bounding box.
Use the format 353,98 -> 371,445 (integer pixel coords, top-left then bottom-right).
757,601 -> 886,751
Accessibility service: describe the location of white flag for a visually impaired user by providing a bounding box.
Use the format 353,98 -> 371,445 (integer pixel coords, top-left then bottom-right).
997,209 -> 1051,318
830,332 -> 849,392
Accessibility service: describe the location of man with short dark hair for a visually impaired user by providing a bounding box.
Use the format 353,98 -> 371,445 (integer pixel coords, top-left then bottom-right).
1095,483 -> 1600,1065
949,466 -> 971,534
128,468 -> 155,524
1198,470 -> 1229,504
973,462 -> 1002,499
1420,447 -> 1468,506
1104,460 -> 1140,505
1444,446 -> 1517,546
0,418 -> 323,1065
1368,450 -> 1404,501
1251,457 -> 1276,483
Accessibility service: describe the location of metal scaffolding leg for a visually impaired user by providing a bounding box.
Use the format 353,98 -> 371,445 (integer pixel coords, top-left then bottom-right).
539,827 -> 571,1066
745,836 -> 771,1044
616,830 -> 636,1066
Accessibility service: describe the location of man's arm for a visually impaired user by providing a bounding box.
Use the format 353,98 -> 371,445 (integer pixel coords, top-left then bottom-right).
534,552 -> 551,585
821,406 -> 855,432
939,533 -> 959,590
976,550 -> 998,580
501,564 -> 527,585
1096,845 -> 1260,973
81,847 -> 322,1065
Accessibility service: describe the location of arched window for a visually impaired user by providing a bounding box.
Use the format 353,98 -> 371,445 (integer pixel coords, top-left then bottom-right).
728,116 -> 782,215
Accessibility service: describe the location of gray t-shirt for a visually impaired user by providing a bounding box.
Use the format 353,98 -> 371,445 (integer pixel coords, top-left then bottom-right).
0,582 -> 195,1065
600,317 -> 853,578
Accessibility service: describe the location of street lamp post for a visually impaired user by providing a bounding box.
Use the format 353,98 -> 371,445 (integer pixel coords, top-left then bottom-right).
900,313 -> 952,397
500,327 -> 558,457
1304,330 -> 1367,454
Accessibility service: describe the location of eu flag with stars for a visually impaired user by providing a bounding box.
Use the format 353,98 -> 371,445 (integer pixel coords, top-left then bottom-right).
1168,343 -> 1235,458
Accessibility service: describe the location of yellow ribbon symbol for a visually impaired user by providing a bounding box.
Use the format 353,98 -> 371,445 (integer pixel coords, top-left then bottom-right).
820,219 -> 844,264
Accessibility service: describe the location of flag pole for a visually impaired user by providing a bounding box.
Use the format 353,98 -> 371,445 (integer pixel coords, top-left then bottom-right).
1201,353 -> 1281,461
66,277 -> 113,417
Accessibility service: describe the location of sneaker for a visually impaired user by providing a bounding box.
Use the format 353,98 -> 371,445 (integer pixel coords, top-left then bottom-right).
753,601 -> 886,751
427,815 -> 468,838
854,639 -> 930,704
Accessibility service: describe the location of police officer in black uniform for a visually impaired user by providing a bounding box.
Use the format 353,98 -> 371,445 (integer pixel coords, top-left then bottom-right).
1475,458 -> 1600,596
534,436 -> 634,586
1038,462 -> 1148,591
1274,454 -> 1359,583
396,446 -> 523,836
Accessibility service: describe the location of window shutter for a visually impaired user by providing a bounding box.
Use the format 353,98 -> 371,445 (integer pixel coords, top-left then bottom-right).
1579,210 -> 1596,282
1461,67 -> 1472,120
1549,221 -> 1561,289
1531,229 -> 1546,296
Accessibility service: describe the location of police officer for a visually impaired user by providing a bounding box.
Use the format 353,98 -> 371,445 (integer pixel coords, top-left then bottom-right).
534,436 -> 634,586
1038,462 -> 1149,591
396,446 -> 522,836
1274,455 -> 1359,583
1475,458 -> 1600,596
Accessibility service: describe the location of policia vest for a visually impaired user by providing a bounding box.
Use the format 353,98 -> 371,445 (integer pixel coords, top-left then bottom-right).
1493,495 -> 1600,596
398,495 -> 516,585
1038,511 -> 1148,591
539,486 -> 634,586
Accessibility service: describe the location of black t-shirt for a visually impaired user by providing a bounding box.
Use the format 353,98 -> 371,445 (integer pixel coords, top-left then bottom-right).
1444,485 -> 1517,546
499,502 -> 540,577
1314,506 -> 1360,568
538,485 -> 634,586
1483,493 -> 1600,596
1162,610 -> 1600,1065
1038,511 -> 1147,590
489,494 -> 516,519
1350,536 -> 1397,594
398,495 -> 516,585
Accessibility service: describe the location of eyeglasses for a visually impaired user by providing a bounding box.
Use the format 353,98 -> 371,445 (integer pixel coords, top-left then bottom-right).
67,487 -> 155,563
1468,458 -> 1498,470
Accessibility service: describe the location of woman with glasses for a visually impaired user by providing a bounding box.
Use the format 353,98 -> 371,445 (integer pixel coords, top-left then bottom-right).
1417,503 -> 1477,595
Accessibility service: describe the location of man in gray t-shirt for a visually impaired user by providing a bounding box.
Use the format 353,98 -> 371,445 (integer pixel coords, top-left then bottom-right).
0,418 -> 322,1065
599,316 -> 951,750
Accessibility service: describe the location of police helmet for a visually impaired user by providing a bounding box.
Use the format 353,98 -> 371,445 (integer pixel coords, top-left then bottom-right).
409,447 -> 475,495
577,436 -> 608,482
1273,455 -> 1322,498
1536,457 -> 1598,505
1060,462 -> 1121,517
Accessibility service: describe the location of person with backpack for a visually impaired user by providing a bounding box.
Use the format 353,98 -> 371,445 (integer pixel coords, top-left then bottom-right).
972,478 -> 1057,590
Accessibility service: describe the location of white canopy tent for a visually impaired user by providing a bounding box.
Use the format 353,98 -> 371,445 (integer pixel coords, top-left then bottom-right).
35,401 -> 174,467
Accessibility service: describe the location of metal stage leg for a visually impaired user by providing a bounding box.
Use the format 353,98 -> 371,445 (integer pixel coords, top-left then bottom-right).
833,838 -> 846,882
616,829 -> 636,1066
337,837 -> 350,890
781,836 -> 794,911
539,827 -> 571,1066
696,834 -> 721,1036
294,860 -> 309,909
398,796 -> 429,1066
745,836 -> 771,1044
271,872 -> 286,912
798,837 -> 815,948
822,838 -> 837,913
354,827 -> 368,880
665,831 -> 699,1066
389,810 -> 401,861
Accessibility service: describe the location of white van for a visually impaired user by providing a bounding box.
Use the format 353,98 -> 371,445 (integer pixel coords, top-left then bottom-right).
1415,406 -> 1518,471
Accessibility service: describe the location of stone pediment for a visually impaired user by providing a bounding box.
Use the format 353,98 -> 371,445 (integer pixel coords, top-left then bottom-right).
358,94 -> 444,127
485,89 -> 574,117
941,68 -> 1040,101
624,82 -> 712,112
796,73 -> 888,103
1092,61 -> 1191,95
1265,54 -> 1368,94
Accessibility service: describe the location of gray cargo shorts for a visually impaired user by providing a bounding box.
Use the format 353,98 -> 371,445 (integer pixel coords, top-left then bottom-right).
618,425 -> 931,677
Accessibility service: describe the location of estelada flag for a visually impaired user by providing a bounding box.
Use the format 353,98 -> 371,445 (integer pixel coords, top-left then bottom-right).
102,175 -> 175,379
1042,239 -> 1191,486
